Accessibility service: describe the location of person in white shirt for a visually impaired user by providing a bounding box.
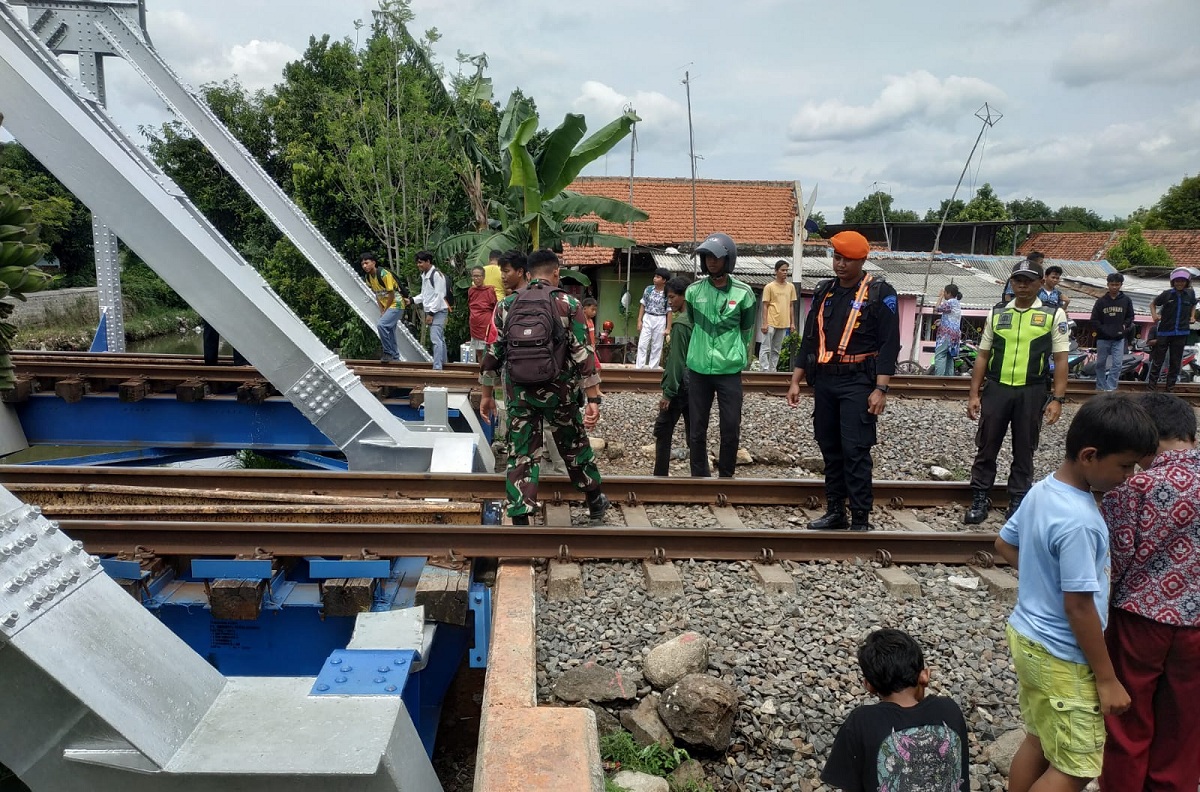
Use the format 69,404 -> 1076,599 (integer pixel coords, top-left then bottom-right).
413,250 -> 450,370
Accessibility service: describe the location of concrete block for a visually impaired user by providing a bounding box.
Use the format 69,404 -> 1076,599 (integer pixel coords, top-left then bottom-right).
710,505 -> 745,529
547,561 -> 584,601
753,564 -> 795,595
874,567 -> 922,599
622,504 -> 654,528
892,509 -> 931,531
544,503 -> 572,527
973,566 -> 1019,604
642,561 -> 683,597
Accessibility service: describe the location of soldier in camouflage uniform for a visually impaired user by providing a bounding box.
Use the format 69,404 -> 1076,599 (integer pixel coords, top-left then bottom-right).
479,249 -> 610,525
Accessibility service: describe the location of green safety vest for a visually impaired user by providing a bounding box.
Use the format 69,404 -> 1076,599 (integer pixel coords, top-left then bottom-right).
986,304 -> 1057,386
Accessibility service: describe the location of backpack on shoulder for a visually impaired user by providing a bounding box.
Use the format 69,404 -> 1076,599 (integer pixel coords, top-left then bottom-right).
505,282 -> 568,385
440,268 -> 456,308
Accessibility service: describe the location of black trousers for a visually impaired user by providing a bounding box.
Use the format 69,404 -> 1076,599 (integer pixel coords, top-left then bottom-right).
653,387 -> 691,476
202,320 -> 248,366
812,372 -> 878,512
969,381 -> 1045,498
1149,335 -> 1187,388
688,372 -> 742,478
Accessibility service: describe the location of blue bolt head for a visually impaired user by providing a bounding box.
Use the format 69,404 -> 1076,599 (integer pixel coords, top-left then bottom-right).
373,676 -> 386,684
340,665 -> 353,673
335,676 -> 347,684
378,665 -> 391,673
384,685 -> 397,692
315,684 -> 329,692
330,656 -> 341,664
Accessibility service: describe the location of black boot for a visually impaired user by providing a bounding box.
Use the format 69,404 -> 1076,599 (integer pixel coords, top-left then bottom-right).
963,490 -> 991,525
808,500 -> 848,530
1003,494 -> 1024,520
850,510 -> 872,532
586,491 -> 610,522
511,514 -> 530,526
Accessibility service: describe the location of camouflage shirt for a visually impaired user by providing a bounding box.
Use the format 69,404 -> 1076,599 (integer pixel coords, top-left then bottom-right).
479,278 -> 600,391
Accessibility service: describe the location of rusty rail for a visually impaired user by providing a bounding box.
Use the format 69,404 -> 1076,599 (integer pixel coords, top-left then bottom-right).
12,351 -> 1194,403
0,466 -> 1007,507
57,518 -> 1000,564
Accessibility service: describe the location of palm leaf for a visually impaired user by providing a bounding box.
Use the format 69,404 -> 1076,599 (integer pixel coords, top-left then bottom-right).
547,191 -> 649,224
545,110 -> 639,197
537,114 -> 587,201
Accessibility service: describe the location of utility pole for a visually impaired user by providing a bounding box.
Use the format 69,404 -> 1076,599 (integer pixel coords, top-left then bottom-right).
911,103 -> 1002,364
683,70 -> 698,257
872,181 -> 891,251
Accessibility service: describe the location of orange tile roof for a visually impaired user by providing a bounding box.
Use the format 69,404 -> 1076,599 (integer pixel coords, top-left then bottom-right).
567,177 -> 798,248
1019,230 -> 1200,269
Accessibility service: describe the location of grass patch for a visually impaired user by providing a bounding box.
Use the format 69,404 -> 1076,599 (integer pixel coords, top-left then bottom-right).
599,730 -> 695,779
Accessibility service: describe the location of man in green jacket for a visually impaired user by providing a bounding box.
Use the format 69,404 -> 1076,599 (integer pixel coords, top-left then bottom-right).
685,232 -> 757,477
654,276 -> 693,476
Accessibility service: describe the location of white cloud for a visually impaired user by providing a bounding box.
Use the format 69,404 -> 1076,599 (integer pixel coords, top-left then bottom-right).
787,71 -> 1007,143
1050,0 -> 1200,87
571,81 -> 688,160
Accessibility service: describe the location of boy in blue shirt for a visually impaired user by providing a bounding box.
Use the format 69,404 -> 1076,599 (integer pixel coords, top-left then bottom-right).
995,393 -> 1158,792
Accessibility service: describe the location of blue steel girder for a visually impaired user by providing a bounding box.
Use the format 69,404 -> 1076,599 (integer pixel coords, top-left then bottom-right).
11,393 -> 485,452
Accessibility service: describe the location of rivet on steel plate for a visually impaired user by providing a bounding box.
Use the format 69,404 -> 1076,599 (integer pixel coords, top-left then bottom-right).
377,666 -> 391,673
340,666 -> 353,673
330,656 -> 341,664
69,541 -> 83,555
334,676 -> 347,684
2,611 -> 17,628
384,685 -> 397,692
373,676 -> 385,684
43,521 -> 59,535
395,658 -> 408,666
315,684 -> 329,692
85,556 -> 100,569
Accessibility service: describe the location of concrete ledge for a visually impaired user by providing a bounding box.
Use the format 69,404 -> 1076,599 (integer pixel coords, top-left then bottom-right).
972,566 -> 1019,604
874,567 -> 922,599
474,562 -> 603,792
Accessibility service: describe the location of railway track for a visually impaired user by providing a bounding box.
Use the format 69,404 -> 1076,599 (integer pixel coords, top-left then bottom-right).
0,465 -> 1010,507
11,351 -> 1197,403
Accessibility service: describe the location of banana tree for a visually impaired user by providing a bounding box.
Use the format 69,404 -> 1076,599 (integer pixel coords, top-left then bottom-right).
0,187 -> 57,391
438,95 -> 647,267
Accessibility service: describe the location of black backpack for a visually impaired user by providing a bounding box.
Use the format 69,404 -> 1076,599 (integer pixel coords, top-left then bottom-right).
505,282 -> 568,385
441,268 -> 456,308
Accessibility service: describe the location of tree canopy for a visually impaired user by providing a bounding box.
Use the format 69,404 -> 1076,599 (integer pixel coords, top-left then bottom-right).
1144,174 -> 1200,230
842,191 -> 918,225
1106,223 -> 1174,270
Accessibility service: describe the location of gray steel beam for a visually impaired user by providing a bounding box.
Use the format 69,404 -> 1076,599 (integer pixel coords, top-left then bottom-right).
12,0 -> 429,361
0,5 -> 480,472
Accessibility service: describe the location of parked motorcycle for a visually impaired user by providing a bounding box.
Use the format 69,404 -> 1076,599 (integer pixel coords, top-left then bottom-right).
1076,339 -> 1151,382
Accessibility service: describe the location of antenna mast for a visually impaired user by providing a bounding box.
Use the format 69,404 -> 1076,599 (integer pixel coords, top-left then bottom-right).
683,70 -> 698,254
910,102 -> 1002,364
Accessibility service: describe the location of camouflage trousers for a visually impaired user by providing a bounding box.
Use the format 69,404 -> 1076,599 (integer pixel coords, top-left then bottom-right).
504,384 -> 602,518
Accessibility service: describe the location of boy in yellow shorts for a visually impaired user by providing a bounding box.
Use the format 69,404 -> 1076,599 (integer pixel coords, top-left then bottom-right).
994,393 -> 1158,792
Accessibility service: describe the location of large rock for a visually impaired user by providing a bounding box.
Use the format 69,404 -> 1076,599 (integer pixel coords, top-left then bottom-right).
987,728 -> 1026,777
735,448 -> 753,465
644,631 -> 709,690
611,770 -> 669,792
620,695 -> 673,748
799,455 -> 825,474
552,661 -> 640,704
657,674 -> 738,751
586,703 -> 622,737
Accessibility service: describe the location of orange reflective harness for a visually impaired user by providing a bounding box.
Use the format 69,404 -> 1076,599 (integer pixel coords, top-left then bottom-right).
817,274 -> 877,365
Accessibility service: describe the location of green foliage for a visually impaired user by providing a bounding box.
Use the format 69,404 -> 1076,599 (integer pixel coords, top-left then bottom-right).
120,252 -> 187,313
1006,196 -> 1053,221
232,450 -> 300,470
957,183 -> 1008,222
923,197 -> 966,223
0,186 -> 58,389
1052,204 -> 1114,232
439,95 -> 645,267
599,730 -> 690,778
0,141 -> 94,286
1144,174 -> 1200,230
777,331 -> 803,372
1106,223 -> 1174,270
842,191 -> 918,224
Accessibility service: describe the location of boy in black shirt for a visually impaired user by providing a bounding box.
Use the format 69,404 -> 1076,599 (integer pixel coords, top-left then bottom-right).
821,629 -> 970,792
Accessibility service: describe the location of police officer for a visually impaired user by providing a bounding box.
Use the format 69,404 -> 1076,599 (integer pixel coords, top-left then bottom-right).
478,249 -> 609,525
964,258 -> 1069,524
787,231 -> 900,531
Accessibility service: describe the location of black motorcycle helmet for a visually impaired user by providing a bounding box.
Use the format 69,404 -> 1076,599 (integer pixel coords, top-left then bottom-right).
695,232 -> 737,277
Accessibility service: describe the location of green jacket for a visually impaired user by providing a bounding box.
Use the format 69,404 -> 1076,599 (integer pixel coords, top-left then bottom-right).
684,276 -> 757,376
660,311 -> 693,400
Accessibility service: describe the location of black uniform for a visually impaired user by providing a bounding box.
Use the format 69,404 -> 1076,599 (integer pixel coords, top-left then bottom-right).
1149,287 -> 1197,390
796,277 -> 900,513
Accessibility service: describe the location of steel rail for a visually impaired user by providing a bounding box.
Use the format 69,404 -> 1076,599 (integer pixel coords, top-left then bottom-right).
13,352 -> 1198,402
56,519 -> 1000,565
0,466 -> 1007,507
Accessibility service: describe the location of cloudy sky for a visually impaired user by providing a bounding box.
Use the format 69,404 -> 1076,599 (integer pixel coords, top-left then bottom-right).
14,0 -> 1200,223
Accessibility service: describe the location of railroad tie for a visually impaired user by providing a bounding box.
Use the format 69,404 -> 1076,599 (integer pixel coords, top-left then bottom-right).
641,561 -> 683,597
874,567 -> 922,599
971,566 -> 1018,604
546,561 -> 584,601
891,509 -> 931,531
709,505 -> 745,529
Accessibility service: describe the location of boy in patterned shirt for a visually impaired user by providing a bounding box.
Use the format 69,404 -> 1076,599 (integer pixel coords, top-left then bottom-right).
821,629 -> 969,792
1098,392 -> 1200,791
995,393 -> 1158,792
